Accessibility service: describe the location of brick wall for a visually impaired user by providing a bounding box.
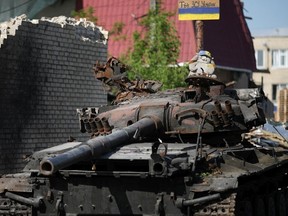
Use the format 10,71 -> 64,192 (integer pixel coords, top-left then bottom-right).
275,88 -> 288,122
0,15 -> 108,174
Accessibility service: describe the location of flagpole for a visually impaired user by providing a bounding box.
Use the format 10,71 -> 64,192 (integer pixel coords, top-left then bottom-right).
195,20 -> 203,53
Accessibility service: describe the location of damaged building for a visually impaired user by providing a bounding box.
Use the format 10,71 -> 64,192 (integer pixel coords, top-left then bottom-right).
0,15 -> 108,174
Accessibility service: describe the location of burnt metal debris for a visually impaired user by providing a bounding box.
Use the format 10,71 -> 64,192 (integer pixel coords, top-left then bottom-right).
1,52 -> 288,215
93,57 -> 162,103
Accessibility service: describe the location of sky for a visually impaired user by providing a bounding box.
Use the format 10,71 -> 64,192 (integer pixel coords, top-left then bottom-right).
241,0 -> 288,35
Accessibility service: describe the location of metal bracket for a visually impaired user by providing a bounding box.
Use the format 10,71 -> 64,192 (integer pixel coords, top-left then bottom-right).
55,191 -> 65,215
155,193 -> 165,216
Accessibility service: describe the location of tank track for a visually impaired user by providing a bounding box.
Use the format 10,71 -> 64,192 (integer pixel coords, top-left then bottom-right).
234,165 -> 288,216
0,198 -> 32,215
194,193 -> 236,216
194,165 -> 288,216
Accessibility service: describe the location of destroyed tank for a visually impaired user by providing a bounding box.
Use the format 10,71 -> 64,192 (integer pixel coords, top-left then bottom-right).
1,54 -> 288,216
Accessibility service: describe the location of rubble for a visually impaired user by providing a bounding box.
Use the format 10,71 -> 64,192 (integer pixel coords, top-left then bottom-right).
244,126 -> 288,148
0,14 -> 108,47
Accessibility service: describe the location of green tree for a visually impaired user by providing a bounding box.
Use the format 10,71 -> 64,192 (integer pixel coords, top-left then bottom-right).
110,21 -> 126,41
123,5 -> 188,89
71,4 -> 188,90
71,6 -> 98,23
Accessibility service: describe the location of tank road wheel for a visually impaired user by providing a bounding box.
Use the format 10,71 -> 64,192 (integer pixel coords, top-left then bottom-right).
275,191 -> 286,216
235,201 -> 253,216
266,194 -> 276,216
254,197 -> 266,216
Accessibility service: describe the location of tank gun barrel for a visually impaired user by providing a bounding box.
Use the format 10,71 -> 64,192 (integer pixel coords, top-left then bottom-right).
40,117 -> 161,176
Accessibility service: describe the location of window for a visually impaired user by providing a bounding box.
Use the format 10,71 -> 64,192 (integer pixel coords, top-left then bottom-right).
255,50 -> 265,69
272,83 -> 288,101
272,49 -> 288,68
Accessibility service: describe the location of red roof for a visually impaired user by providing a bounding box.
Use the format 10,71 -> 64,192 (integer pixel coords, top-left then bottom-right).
203,0 -> 256,71
77,0 -> 255,71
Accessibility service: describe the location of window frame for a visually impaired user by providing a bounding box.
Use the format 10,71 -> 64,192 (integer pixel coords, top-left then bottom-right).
271,49 -> 288,68
255,49 -> 265,69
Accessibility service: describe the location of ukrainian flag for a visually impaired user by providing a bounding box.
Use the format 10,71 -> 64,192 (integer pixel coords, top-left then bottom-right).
178,0 -> 220,20
179,7 -> 220,20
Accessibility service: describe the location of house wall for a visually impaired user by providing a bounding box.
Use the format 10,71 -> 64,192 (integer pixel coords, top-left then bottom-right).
215,69 -> 250,88
252,35 -> 288,119
0,15 -> 108,174
34,0 -> 77,19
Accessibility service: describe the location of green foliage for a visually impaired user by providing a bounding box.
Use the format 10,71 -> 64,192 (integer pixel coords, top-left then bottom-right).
71,5 -> 188,90
110,21 -> 127,41
110,22 -> 125,35
71,6 -> 98,24
123,6 -> 188,89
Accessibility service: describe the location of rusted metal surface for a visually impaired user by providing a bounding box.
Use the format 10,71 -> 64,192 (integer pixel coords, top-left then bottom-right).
93,57 -> 162,104
2,53 -> 288,215
194,193 -> 236,216
0,176 -> 32,193
39,117 -> 161,176
0,198 -> 32,215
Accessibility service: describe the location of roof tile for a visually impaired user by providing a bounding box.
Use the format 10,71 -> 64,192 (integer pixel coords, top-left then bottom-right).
78,0 -> 255,71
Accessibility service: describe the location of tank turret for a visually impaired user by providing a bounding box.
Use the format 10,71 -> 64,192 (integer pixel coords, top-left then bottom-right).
1,53 -> 288,216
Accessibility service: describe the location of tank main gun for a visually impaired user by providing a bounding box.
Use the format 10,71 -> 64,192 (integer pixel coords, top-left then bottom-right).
2,52 -> 281,216
39,53 -> 266,177
40,117 -> 161,175
40,90 -> 266,176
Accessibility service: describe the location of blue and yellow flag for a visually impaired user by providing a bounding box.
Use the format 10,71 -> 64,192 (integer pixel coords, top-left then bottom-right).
178,0 -> 220,20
